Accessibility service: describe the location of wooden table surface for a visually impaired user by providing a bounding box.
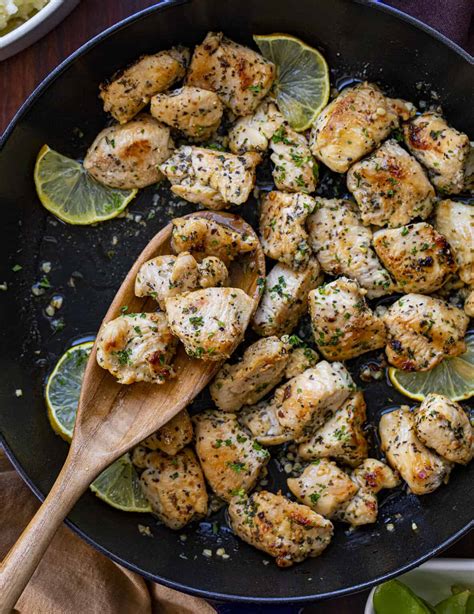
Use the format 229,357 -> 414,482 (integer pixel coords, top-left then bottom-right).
1,1 -> 472,612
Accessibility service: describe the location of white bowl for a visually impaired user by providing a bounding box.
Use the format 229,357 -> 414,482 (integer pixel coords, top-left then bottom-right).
365,558 -> 474,614
0,0 -> 79,61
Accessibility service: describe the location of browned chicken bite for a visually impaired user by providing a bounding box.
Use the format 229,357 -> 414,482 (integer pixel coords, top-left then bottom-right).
270,125 -> 317,194
228,101 -> 284,154
435,199 -> 474,286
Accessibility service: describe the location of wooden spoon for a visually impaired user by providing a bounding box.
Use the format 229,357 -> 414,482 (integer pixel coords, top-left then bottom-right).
0,210 -> 265,613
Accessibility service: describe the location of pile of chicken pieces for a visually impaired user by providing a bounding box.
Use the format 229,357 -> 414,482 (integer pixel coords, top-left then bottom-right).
92,32 -> 473,568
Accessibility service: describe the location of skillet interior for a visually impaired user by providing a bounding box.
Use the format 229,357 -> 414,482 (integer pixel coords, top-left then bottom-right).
0,0 -> 473,603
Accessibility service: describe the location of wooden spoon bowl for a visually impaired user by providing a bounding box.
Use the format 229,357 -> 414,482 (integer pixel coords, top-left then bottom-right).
0,210 -> 265,613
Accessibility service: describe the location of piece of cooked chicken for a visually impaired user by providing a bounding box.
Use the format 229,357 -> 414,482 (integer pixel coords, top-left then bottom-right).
252,259 -> 322,337
193,409 -> 269,501
414,394 -> 473,465
170,216 -> 258,267
270,125 -> 317,194
140,409 -> 193,456
284,346 -> 319,379
83,114 -> 174,189
379,407 -> 452,495
150,86 -> 223,140
228,100 -> 284,154
403,112 -> 470,194
274,361 -> 355,442
165,287 -> 255,361
288,459 -> 358,519
259,191 -> 316,269
308,277 -> 387,361
228,490 -> 333,567
210,336 -> 291,412
186,32 -> 275,117
335,489 -> 379,527
309,82 -> 415,173
306,198 -> 393,298
346,139 -> 435,228
99,47 -> 189,124
135,447 -> 208,529
383,294 -> 469,371
373,222 -> 457,294
238,398 -> 295,446
435,199 -> 474,286
298,392 -> 369,468
160,146 -> 261,210
96,312 -> 177,384
351,458 -> 400,493
135,252 -> 228,310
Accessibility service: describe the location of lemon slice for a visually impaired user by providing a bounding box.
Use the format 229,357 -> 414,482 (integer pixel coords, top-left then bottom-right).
389,332 -> 474,402
45,342 -> 151,512
253,33 -> 330,131
34,145 -> 137,225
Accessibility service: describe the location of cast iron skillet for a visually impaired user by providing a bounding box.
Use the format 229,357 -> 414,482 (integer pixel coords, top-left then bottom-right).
0,0 -> 473,607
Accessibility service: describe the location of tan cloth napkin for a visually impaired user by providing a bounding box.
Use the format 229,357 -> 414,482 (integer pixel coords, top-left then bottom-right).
0,450 -> 216,614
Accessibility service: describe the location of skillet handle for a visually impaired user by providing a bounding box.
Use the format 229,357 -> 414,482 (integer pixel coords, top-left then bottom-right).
212,604 -> 303,613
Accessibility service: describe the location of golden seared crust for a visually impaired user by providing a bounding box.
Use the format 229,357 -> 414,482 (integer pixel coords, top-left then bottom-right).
150,86 -> 223,140
252,260 -> 322,337
379,407 -> 451,495
83,114 -> 174,189
373,222 -> 457,294
228,490 -> 333,567
310,82 -> 414,173
347,139 -> 435,228
270,125 -> 317,194
383,294 -> 469,371
96,312 -> 177,384
403,112 -> 470,194
210,337 -> 291,412
193,410 -> 270,501
307,198 -> 393,298
160,146 -> 261,210
137,447 -> 208,530
298,392 -> 369,467
99,47 -> 189,124
308,277 -> 387,361
414,394 -> 473,465
238,398 -> 295,446
228,101 -> 284,154
186,32 -> 275,116
141,409 -> 193,456
435,199 -> 474,286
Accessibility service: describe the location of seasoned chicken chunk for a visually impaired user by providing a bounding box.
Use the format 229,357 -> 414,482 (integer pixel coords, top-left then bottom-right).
136,447 -> 208,529
150,86 -> 223,140
288,459 -> 358,519
96,312 -> 177,384
228,490 -> 333,567
403,112 -> 470,194
308,278 -> 387,361
274,361 -> 355,442
270,125 -> 317,194
379,407 -> 451,495
239,398 -> 294,446
83,114 -> 174,189
259,191 -> 316,269
347,139 -> 435,228
186,32 -> 275,116
309,82 -> 415,173
299,392 -> 369,467
99,47 -> 189,124
160,146 -> 261,210
135,252 -> 228,310
335,489 -> 378,527
383,294 -> 469,371
193,410 -> 269,501
171,216 -> 258,267
353,458 -> 400,492
307,198 -> 392,298
165,287 -> 255,361
140,409 -> 193,456
414,394 -> 472,465
285,346 -> 319,379
228,101 -> 284,154
252,260 -> 322,337
210,337 -> 291,412
435,199 -> 474,285
373,222 -> 457,293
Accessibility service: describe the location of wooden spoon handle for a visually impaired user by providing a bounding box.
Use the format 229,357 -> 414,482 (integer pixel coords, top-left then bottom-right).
0,448 -> 97,613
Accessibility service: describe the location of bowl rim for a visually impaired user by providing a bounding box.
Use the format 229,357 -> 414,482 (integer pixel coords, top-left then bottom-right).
0,0 -> 66,48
